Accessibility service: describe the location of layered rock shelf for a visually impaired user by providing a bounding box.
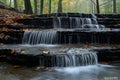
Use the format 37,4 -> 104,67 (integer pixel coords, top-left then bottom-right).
1,13 -> 120,67
0,48 -> 120,67
1,30 -> 120,44
0,31 -> 23,44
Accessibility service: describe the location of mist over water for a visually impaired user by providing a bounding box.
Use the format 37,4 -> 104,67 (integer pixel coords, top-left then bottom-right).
29,64 -> 119,80
54,64 -> 114,74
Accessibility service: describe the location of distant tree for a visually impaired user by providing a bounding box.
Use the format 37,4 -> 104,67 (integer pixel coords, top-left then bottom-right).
113,0 -> 116,13
34,0 -> 37,14
49,0 -> 51,13
24,0 -> 33,14
40,0 -> 44,14
58,0 -> 62,13
14,0 -> 18,9
90,0 -> 96,13
96,0 -> 100,13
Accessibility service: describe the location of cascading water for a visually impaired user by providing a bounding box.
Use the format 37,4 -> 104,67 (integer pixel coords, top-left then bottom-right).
70,17 -> 82,28
38,48 -> 98,67
82,24 -> 105,30
22,30 -> 58,45
53,14 -> 105,31
22,14 -> 107,45
21,13 -> 101,68
53,17 -> 62,28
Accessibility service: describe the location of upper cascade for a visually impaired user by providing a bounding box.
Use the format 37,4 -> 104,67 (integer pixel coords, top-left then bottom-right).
22,13 -> 107,45
53,14 -> 105,31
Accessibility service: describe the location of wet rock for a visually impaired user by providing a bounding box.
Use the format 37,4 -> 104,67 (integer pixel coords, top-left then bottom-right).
0,48 -> 120,67
0,31 -> 24,44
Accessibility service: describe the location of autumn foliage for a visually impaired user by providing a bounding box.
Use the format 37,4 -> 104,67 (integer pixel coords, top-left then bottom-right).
0,8 -> 28,25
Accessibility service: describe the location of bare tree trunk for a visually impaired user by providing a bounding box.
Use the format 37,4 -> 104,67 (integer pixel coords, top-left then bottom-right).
57,0 -> 62,13
14,0 -> 18,9
34,0 -> 37,14
90,0 -> 96,13
113,0 -> 116,13
96,0 -> 100,13
24,0 -> 33,14
49,0 -> 51,13
40,0 -> 44,14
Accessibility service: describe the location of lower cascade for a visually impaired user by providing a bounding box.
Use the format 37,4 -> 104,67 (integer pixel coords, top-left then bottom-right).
39,48 -> 98,67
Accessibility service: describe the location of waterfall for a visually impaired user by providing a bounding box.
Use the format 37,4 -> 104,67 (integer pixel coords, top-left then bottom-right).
82,24 -> 105,31
70,17 -> 82,28
22,14 -> 106,45
53,14 -> 104,30
38,48 -> 98,67
21,14 -> 102,68
22,30 -> 57,45
91,14 -> 97,19
53,17 -> 61,28
66,48 -> 98,66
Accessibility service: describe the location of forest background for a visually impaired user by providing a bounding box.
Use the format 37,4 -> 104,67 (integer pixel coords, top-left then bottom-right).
0,0 -> 119,14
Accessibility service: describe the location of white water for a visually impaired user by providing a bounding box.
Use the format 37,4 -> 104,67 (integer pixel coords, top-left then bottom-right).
53,14 -> 104,31
22,14 -> 106,45
22,14 -> 106,67
38,48 -> 98,67
54,64 -> 115,74
64,48 -> 98,66
22,30 -> 57,45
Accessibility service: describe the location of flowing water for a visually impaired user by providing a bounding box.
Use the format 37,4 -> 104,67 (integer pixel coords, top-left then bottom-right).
53,16 -> 103,30
0,44 -> 120,80
22,30 -> 58,45
0,63 -> 120,80
22,14 -> 107,45
1,14 -> 120,80
22,28 -> 108,45
38,48 -> 98,67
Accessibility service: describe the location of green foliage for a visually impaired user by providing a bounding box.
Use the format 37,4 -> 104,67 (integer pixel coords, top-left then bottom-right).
0,0 -> 9,5
0,0 -> 120,14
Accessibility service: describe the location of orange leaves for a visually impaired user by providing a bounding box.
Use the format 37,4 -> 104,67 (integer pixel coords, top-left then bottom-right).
54,0 -> 59,2
3,18 -> 14,25
0,33 -> 5,39
0,13 -> 28,32
0,16 -> 16,25
2,15 -> 22,25
13,65 -> 21,68
11,49 -> 15,54
63,0 -> 72,3
0,8 -> 28,26
101,62 -> 109,64
4,35 -> 10,40
0,33 -> 10,40
2,27 -> 8,31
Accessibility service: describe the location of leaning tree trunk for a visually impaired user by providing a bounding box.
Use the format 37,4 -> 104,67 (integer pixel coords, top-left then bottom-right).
40,0 -> 44,14
24,0 -> 33,14
49,0 -> 51,13
57,0 -> 62,13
